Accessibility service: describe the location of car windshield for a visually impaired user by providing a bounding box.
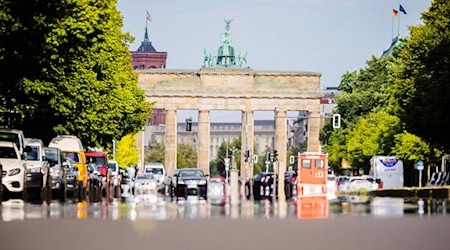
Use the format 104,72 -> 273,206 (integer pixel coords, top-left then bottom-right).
0,132 -> 20,151
108,162 -> 117,171
63,152 -> 80,163
45,148 -> 59,164
87,156 -> 106,167
0,146 -> 18,159
26,146 -> 40,161
145,168 -> 163,175
137,174 -> 154,180
179,169 -> 204,177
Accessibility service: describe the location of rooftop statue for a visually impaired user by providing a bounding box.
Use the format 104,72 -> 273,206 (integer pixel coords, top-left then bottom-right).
203,19 -> 248,68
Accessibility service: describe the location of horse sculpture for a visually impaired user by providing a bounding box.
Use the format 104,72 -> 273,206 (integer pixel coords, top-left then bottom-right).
238,51 -> 248,67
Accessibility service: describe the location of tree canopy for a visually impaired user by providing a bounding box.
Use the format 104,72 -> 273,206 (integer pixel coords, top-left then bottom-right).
0,0 -> 151,150
389,0 -> 450,150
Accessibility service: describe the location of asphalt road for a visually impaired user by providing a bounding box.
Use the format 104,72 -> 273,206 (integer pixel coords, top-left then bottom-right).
1,217 -> 450,250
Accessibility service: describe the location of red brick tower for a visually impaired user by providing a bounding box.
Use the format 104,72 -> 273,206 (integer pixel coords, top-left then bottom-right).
131,27 -> 167,69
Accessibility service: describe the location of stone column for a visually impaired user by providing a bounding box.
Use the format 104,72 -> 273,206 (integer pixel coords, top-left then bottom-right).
307,111 -> 321,152
241,110 -> 254,197
275,109 -> 287,202
165,109 -> 177,176
197,110 -> 210,175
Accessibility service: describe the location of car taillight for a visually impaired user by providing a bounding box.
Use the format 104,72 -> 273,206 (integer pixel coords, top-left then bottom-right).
379,182 -> 383,189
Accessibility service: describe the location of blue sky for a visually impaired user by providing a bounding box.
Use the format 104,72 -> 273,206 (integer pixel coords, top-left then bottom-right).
116,0 -> 432,122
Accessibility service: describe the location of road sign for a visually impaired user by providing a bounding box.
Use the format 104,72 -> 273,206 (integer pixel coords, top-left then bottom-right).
289,155 -> 295,164
415,160 -> 424,170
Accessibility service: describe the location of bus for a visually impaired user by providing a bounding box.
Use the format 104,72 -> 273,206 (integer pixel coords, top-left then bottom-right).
297,152 -> 328,219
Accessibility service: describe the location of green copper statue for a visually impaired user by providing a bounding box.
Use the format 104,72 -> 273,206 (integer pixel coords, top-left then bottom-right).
203,19 -> 248,68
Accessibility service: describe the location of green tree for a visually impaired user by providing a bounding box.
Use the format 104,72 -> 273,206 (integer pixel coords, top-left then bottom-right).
116,134 -> 138,168
0,0 -> 151,150
346,111 -> 402,171
210,137 -> 241,177
389,0 -> 450,150
177,144 -> 197,169
145,141 -> 165,164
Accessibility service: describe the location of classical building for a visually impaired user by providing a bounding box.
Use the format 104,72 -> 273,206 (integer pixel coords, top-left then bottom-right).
145,120 -> 277,159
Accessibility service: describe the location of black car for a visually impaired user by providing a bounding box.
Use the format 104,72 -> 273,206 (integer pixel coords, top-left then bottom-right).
284,170 -> 297,199
44,147 -> 67,201
246,171 -> 297,200
246,172 -> 276,201
87,163 -> 103,202
173,168 -> 207,199
168,169 -> 180,197
64,159 -> 79,199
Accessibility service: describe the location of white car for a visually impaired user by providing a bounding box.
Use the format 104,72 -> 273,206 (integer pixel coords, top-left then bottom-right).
326,174 -> 338,200
0,141 -> 27,200
144,162 -> 165,190
134,173 -> 158,203
24,138 -> 51,201
347,176 -> 374,192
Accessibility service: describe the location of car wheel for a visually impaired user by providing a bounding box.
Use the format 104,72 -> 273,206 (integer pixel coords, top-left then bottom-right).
60,185 -> 67,203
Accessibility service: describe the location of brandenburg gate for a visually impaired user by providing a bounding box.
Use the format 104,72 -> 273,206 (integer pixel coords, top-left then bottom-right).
136,20 -> 323,196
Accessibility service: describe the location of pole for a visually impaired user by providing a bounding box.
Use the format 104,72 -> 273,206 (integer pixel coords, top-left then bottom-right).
272,161 -> 277,204
141,129 -> 145,171
391,12 -> 394,40
226,143 -> 229,206
419,169 -> 423,188
397,11 -> 401,36
112,139 -> 116,161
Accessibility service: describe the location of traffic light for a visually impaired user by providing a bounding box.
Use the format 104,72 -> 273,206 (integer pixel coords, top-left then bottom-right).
244,150 -> 250,162
273,150 -> 278,162
332,114 -> 341,129
185,118 -> 192,131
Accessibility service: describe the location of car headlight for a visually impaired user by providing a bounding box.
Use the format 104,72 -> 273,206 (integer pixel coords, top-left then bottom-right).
177,179 -> 184,184
198,180 -> 207,185
9,168 -> 21,176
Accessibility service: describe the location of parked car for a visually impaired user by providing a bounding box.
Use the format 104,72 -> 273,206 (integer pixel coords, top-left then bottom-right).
347,176 -> 374,192
0,129 -> 26,156
134,173 -> 158,203
120,169 -> 134,198
173,168 -> 208,200
24,138 -> 51,203
108,160 -> 121,198
44,147 -> 67,201
208,176 -> 226,205
246,172 -> 277,200
284,170 -> 297,199
64,158 -> 79,198
0,141 -> 27,200
327,174 -> 338,200
49,135 -> 88,200
337,176 -> 350,191
168,169 -> 180,197
85,150 -> 111,198
144,162 -> 165,191
87,163 -> 102,202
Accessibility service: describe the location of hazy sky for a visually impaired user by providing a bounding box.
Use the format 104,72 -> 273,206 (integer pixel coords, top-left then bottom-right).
116,0 -> 432,122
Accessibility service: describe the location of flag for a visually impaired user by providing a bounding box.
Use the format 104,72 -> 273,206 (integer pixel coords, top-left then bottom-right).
146,10 -> 152,22
392,9 -> 398,17
399,5 -> 407,15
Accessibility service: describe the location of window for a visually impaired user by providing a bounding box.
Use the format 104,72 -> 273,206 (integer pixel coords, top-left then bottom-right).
302,159 -> 311,169
315,159 -> 324,169
26,146 -> 40,161
0,146 -> 17,159
64,152 -> 80,163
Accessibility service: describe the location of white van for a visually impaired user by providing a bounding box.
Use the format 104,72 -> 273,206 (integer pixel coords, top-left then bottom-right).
370,156 -> 404,189
48,135 -> 84,152
144,162 -> 165,187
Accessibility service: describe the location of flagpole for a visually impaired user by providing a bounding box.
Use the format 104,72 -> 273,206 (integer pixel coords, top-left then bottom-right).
391,13 -> 394,40
397,12 -> 401,36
